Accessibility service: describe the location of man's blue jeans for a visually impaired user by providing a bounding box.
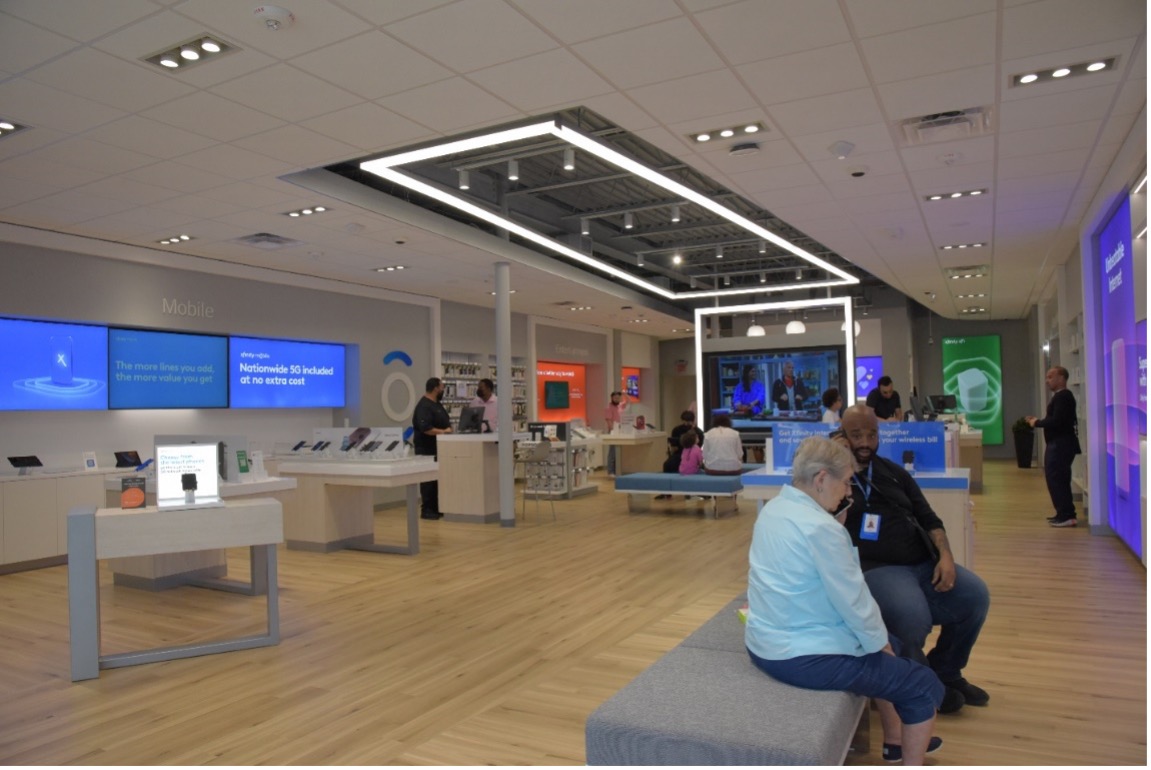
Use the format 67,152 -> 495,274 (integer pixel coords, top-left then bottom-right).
863,561 -> 990,683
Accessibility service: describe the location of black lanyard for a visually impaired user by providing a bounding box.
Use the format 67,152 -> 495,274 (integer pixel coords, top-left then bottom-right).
853,464 -> 874,502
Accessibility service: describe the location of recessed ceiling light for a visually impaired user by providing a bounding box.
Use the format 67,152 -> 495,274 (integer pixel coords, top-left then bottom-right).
180,45 -> 200,61
720,129 -> 734,138
489,290 -> 517,295
157,234 -> 193,245
1011,57 -> 1116,86
376,265 -> 408,272
143,34 -> 237,71
695,133 -> 711,142
284,206 -> 330,217
1052,67 -> 1071,78
201,38 -> 221,53
0,118 -> 27,138
672,253 -> 683,265
744,125 -> 759,133
925,189 -> 987,202
159,54 -> 179,68
1019,73 -> 1038,83
1087,61 -> 1107,72
688,122 -> 766,144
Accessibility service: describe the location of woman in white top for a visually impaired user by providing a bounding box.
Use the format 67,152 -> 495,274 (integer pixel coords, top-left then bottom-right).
821,387 -> 843,425
701,414 -> 744,475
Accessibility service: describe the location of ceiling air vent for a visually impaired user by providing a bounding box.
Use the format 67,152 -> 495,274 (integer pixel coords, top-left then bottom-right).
898,107 -> 993,146
233,232 -> 302,250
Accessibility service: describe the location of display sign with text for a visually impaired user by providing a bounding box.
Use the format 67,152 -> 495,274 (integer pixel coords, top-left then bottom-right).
537,361 -> 587,424
229,336 -> 345,408
941,335 -> 1003,445
109,328 -> 227,409
0,317 -> 108,411
772,422 -> 945,472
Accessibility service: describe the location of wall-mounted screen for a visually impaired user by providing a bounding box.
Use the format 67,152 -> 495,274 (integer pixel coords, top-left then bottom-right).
229,336 -> 346,408
109,328 -> 227,409
0,317 -> 108,411
622,366 -> 641,401
854,355 -> 883,401
703,345 -> 845,436
544,380 -> 570,409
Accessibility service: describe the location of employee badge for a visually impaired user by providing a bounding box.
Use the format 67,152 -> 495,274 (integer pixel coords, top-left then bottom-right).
859,512 -> 881,541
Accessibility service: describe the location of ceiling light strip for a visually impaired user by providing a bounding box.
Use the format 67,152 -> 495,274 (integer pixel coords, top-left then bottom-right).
363,122 -> 555,171
553,124 -> 857,285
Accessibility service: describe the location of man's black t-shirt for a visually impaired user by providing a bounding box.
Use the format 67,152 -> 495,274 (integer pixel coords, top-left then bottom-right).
412,395 -> 451,456
842,455 -> 943,571
865,389 -> 901,420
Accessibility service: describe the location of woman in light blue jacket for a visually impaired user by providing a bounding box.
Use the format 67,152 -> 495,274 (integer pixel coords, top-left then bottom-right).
745,437 -> 943,765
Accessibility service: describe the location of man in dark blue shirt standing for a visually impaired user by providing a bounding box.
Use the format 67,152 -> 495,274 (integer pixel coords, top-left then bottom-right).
412,377 -> 452,519
1027,366 -> 1082,527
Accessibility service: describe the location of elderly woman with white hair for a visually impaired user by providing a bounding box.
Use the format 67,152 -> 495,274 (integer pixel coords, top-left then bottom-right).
745,436 -> 944,765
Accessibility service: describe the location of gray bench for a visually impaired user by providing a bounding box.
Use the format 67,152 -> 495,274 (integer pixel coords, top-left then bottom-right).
585,596 -> 869,765
613,467 -> 760,517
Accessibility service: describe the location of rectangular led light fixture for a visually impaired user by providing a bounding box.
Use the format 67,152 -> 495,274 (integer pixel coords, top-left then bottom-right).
360,117 -> 858,301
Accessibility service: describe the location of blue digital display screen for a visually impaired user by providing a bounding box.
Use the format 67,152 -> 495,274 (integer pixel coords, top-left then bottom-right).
108,328 -> 228,409
854,355 -> 883,401
0,317 -> 109,411
229,336 -> 345,408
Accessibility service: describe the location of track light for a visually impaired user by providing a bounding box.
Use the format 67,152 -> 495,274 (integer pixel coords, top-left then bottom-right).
759,272 -> 767,283
723,275 -> 731,286
670,204 -> 680,223
624,212 -> 634,230
795,268 -> 803,280
672,252 -> 683,265
758,239 -> 767,254
458,169 -> 469,190
715,245 -> 723,259
580,218 -> 590,236
636,254 -> 644,267
508,159 -> 519,181
563,147 -> 575,171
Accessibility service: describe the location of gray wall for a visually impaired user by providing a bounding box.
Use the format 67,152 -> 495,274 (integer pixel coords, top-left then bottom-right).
0,243 -> 434,469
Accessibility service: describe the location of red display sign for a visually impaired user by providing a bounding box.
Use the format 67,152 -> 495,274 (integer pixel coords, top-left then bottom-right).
537,361 -> 586,423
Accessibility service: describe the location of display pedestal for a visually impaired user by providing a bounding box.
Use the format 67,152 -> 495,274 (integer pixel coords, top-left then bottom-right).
438,435 -> 501,523
601,431 -> 669,474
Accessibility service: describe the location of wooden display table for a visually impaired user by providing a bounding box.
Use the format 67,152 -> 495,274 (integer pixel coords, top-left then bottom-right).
274,458 -> 436,554
437,434 -> 502,523
601,430 -> 669,474
957,430 -> 984,493
67,497 -> 283,681
742,468 -> 974,568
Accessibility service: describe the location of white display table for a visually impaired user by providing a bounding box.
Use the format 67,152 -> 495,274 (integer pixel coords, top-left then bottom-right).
67,497 -> 283,681
99,476 -> 297,592
601,430 -> 669,474
741,468 -> 974,567
437,434 -> 522,523
274,458 -> 436,554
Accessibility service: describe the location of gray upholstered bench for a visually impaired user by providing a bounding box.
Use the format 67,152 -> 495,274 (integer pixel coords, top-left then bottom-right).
585,596 -> 869,765
613,472 -> 746,517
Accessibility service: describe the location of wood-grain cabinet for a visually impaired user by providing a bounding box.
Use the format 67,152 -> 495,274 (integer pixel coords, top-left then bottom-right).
0,472 -> 108,570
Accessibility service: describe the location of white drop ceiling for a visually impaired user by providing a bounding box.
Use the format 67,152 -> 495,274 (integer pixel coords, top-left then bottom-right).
0,0 -> 1145,336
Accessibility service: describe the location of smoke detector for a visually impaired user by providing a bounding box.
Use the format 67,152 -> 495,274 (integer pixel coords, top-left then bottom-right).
254,5 -> 294,30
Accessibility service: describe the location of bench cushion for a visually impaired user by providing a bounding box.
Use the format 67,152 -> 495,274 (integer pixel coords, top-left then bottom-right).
677,597 -> 748,654
666,475 -> 742,494
585,645 -> 865,766
614,473 -> 673,492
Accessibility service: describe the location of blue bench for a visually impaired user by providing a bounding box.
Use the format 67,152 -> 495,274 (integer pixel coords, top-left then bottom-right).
614,470 -> 755,518
586,595 -> 869,765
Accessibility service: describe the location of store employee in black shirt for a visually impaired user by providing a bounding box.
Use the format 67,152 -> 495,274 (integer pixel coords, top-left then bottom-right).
839,405 -> 990,715
412,377 -> 452,519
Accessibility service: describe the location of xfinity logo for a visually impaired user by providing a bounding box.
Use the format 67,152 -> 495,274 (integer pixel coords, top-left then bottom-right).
162,297 -> 215,318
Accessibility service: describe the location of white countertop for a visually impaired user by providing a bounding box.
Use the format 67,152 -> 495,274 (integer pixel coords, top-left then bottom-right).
102,475 -> 297,496
276,458 -> 438,478
438,432 -> 530,443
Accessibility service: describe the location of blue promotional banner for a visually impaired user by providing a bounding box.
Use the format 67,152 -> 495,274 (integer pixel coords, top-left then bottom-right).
772,421 -> 946,472
1097,196 -> 1140,558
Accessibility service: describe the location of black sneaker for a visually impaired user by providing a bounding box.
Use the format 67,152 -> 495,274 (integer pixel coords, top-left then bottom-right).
938,685 -> 965,713
883,736 -> 942,762
420,511 -> 443,520
944,677 -> 990,706
1049,517 -> 1078,528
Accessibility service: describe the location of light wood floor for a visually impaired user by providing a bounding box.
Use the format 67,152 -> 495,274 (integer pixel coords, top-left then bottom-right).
0,460 -> 1144,765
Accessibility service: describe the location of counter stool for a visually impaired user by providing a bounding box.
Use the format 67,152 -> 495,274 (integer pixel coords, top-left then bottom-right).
515,440 -> 556,522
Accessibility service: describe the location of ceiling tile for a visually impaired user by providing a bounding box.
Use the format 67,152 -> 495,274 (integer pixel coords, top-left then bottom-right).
996,189 -> 1074,213
738,43 -> 869,106
997,148 -> 1091,180
86,206 -> 199,235
627,69 -> 755,125
571,17 -> 725,89
33,137 -> 157,176
122,160 -> 232,194
840,191 -> 920,215
844,0 -> 997,38
177,0 -> 374,59
384,0 -> 558,73
898,136 -> 996,171
25,47 -> 195,113
689,141 -> 804,176
576,93 -> 660,132
232,125 -> 360,167
294,31 -> 453,100
1,0 -> 159,40
695,0 -> 850,65
211,64 -> 363,122
999,84 -> 1118,133
175,143 -> 295,181
35,189 -> 138,219
82,115 -> 219,160
859,12 -> 996,84
876,65 -> 996,122
151,193 -> 249,220
0,11 -> 78,72
302,102 -> 434,153
1002,0 -> 1144,59
908,161 -> 995,192
72,176 -> 185,207
726,163 -> 821,194
998,120 -> 1103,157
768,88 -> 885,136
512,0 -> 682,45
140,91 -> 286,142
335,0 -> 457,26
468,49 -> 615,112
0,78 -> 125,133
1,199 -> 101,227
790,123 -> 896,163
0,177 -> 64,209
0,154 -> 106,187
821,161 -> 911,193
376,77 -> 519,133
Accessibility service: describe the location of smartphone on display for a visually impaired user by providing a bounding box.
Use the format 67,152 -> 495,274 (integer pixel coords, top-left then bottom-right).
384,440 -> 400,452
50,336 -> 73,386
292,440 -> 308,451
311,441 -> 325,451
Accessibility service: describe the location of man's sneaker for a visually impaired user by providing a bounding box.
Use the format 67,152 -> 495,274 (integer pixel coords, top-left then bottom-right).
1050,517 -> 1078,528
938,685 -> 965,713
883,736 -> 942,762
944,677 -> 990,706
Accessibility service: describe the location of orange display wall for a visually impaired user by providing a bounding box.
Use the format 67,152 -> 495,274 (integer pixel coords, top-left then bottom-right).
537,362 -> 587,424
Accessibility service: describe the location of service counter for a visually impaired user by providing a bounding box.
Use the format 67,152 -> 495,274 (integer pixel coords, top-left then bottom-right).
741,467 -> 975,567
437,433 -> 526,523
601,430 -> 669,474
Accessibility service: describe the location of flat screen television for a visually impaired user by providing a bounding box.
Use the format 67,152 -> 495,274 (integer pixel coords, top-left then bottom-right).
457,405 -> 486,434
702,345 -> 846,436
0,317 -> 109,411
544,381 -> 570,409
229,335 -> 346,408
929,394 -> 958,412
109,328 -> 228,409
